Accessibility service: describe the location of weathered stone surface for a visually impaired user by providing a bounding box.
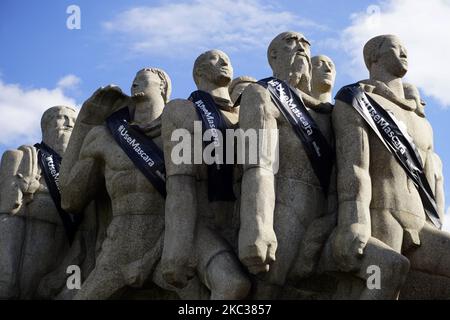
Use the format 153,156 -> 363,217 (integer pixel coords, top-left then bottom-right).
161,49 -> 251,299
237,31 -> 337,299
59,68 -> 175,300
332,34 -> 450,299
0,106 -> 77,299
311,55 -> 336,103
229,76 -> 257,105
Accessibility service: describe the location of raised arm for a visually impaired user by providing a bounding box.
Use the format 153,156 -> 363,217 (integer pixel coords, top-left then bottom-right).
0,149 -> 24,214
238,83 -> 279,274
331,93 -> 372,271
60,126 -> 103,214
160,99 -> 198,288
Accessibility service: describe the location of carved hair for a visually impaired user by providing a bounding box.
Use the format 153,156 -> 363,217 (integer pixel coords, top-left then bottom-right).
192,49 -> 230,87
363,34 -> 396,71
136,68 -> 172,103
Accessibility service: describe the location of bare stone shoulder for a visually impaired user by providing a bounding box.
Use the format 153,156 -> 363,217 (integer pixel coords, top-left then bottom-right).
240,83 -> 279,121
162,98 -> 198,134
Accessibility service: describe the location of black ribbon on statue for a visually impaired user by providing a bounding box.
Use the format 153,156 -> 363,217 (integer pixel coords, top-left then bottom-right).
188,90 -> 236,202
106,107 -> 166,197
34,142 -> 82,244
258,77 -> 334,195
335,83 -> 441,229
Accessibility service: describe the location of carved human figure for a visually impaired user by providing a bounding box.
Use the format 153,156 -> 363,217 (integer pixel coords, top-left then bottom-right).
0,106 -> 77,299
237,31 -> 336,299
403,83 -> 445,220
332,34 -> 450,299
311,55 -> 336,103
228,76 -> 257,105
59,68 -> 176,299
160,50 -> 251,299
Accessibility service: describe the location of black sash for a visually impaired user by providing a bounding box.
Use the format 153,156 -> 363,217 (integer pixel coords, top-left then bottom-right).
335,83 -> 441,229
106,107 -> 166,197
188,90 -> 235,202
35,142 -> 82,244
258,77 -> 334,195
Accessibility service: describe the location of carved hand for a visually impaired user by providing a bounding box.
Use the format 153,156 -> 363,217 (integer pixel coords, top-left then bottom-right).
161,256 -> 196,289
239,229 -> 277,275
332,223 -> 369,272
80,85 -> 126,125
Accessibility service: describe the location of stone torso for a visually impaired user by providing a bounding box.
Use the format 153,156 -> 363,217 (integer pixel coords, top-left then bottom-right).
363,92 -> 426,231
81,124 -> 164,217
162,99 -> 238,234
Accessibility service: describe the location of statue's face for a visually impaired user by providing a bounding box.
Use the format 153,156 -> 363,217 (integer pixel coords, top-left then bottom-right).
378,36 -> 408,78
312,55 -> 335,90
199,50 -> 233,86
131,71 -> 162,100
45,108 -> 76,141
275,32 -> 311,75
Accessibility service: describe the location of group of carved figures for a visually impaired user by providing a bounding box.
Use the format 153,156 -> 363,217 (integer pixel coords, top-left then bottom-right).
0,32 -> 449,300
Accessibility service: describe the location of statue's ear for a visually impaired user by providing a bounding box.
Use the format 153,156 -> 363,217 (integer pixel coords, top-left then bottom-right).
269,48 -> 277,63
370,50 -> 379,68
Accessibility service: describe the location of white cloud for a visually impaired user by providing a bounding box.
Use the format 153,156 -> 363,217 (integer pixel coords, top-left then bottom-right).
103,0 -> 324,55
443,207 -> 450,232
0,76 -> 79,147
338,0 -> 450,107
57,74 -> 81,90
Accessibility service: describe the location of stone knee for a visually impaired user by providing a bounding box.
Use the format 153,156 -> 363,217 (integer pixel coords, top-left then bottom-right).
379,252 -> 410,286
206,251 -> 251,300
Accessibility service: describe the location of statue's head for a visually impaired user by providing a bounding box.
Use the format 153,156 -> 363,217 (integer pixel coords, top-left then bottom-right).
364,34 -> 408,78
267,31 -> 311,89
228,76 -> 257,104
193,49 -> 233,89
311,55 -> 336,94
404,82 -> 426,116
131,68 -> 172,104
41,106 -> 77,154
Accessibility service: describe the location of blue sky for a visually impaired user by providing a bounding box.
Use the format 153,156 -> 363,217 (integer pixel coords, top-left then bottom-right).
1,0 -> 449,227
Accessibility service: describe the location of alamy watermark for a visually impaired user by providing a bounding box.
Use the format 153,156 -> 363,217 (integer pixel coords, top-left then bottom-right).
66,265 -> 81,290
66,5 -> 81,30
169,122 -> 280,173
366,265 -> 381,290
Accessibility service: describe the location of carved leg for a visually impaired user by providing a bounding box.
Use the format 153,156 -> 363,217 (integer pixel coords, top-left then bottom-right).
406,223 -> 450,275
19,219 -> 67,299
354,237 -> 410,300
0,214 -> 24,299
75,215 -> 163,300
196,224 -> 250,300
253,202 -> 305,299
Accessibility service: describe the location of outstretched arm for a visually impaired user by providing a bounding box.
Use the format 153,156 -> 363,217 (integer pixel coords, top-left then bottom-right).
160,99 -> 198,288
60,126 -> 103,214
238,84 -> 278,274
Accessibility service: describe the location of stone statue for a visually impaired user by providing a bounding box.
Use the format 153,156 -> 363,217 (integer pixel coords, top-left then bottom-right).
59,68 -> 178,299
160,49 -> 251,299
311,55 -> 336,103
0,106 -> 77,299
229,76 -> 257,105
237,31 -> 336,299
332,34 -> 450,299
403,83 -> 445,220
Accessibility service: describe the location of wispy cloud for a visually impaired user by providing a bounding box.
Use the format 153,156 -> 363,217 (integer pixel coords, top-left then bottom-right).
103,0 -> 324,56
0,76 -> 79,147
330,0 -> 450,107
57,74 -> 81,90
